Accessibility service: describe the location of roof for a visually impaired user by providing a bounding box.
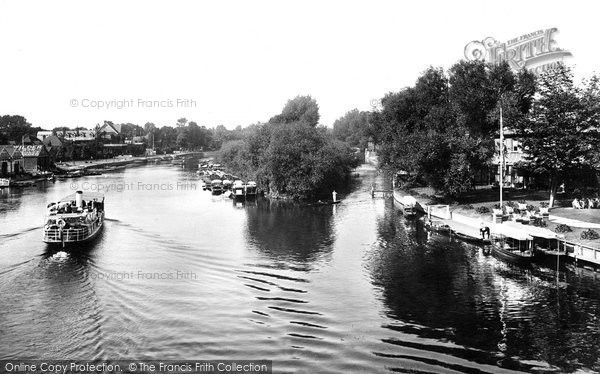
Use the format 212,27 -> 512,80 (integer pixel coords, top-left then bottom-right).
58,192 -> 105,203
0,146 -> 23,159
492,223 -> 532,241
16,145 -> 48,157
0,147 -> 10,160
502,221 -> 557,239
22,134 -> 43,145
99,122 -> 122,134
43,135 -> 63,147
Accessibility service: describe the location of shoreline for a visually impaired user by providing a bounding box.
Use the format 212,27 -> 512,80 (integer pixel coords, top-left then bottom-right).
392,187 -> 600,269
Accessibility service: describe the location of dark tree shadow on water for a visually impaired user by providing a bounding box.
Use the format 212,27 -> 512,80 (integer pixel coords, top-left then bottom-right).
244,198 -> 335,269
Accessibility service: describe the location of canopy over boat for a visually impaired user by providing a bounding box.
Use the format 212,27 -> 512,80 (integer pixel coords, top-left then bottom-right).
57,192 -> 105,203
400,195 -> 417,207
492,224 -> 532,241
502,221 -> 557,239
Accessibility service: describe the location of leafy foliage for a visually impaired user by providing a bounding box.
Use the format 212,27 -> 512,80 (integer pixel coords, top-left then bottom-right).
514,63 -> 600,207
332,109 -> 371,149
219,97 -> 357,199
0,115 -> 42,144
373,62 -> 535,198
269,96 -> 320,127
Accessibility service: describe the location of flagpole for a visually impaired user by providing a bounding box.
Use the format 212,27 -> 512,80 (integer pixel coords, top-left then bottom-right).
499,102 -> 504,210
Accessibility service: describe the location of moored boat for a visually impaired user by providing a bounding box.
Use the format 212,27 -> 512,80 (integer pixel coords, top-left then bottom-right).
488,232 -> 535,265
232,180 -> 245,199
211,179 -> 223,195
245,181 -> 257,198
43,191 -> 105,247
393,191 -> 421,217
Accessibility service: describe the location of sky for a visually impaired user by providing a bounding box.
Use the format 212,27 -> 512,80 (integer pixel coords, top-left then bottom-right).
0,0 -> 597,130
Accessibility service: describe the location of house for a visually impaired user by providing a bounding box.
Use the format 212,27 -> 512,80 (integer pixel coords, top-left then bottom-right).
0,146 -> 24,176
492,132 -> 530,188
15,145 -> 50,172
37,131 -> 53,141
43,135 -> 63,161
98,123 -> 122,141
56,129 -> 96,141
22,134 -> 43,146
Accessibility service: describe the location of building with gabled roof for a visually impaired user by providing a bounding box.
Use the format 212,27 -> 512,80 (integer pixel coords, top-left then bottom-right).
15,145 -> 50,172
0,145 -> 24,176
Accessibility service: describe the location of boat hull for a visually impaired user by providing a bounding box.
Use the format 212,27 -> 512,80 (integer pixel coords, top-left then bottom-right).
393,191 -> 422,217
43,220 -> 104,247
491,245 -> 535,265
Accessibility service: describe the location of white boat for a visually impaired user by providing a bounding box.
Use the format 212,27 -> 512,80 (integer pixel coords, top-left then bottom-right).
43,191 -> 105,247
232,180 -> 245,199
393,191 -> 420,216
211,179 -> 223,195
488,233 -> 535,265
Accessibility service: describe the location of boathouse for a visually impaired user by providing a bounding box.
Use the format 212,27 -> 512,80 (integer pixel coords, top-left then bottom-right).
16,145 -> 50,172
0,145 -> 24,176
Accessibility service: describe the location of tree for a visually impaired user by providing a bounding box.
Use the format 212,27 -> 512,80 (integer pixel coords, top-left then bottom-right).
515,63 -> 600,207
332,109 -> 371,149
269,95 -> 320,126
176,118 -> 188,127
217,97 -> 356,199
144,122 -> 157,135
375,62 -> 535,198
0,115 -> 37,143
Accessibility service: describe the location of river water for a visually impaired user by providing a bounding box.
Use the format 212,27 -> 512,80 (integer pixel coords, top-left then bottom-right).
1,162 -> 600,373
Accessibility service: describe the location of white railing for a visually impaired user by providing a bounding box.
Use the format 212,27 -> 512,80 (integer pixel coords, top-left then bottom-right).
561,240 -> 600,266
44,223 -> 96,242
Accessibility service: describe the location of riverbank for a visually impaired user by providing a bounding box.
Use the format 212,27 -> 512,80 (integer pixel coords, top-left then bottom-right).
394,186 -> 600,267
55,151 -> 203,172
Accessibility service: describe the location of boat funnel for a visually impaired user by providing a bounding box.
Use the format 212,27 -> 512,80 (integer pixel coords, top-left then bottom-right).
76,190 -> 83,209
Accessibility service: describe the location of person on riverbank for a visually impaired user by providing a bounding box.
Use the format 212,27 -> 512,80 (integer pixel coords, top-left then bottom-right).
479,221 -> 490,239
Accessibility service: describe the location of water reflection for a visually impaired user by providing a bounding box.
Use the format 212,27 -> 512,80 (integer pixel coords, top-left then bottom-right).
244,199 -> 335,267
369,199 -> 600,372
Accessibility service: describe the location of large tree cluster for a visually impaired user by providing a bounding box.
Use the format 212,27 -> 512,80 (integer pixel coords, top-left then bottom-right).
372,61 -> 536,197
514,64 -> 600,206
219,95 -> 358,199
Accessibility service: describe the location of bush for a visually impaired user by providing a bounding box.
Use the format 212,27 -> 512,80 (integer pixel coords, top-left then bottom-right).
555,224 -> 573,233
581,229 -> 600,240
505,201 -> 518,208
464,204 -> 474,210
527,204 -> 536,212
533,219 -> 547,228
540,202 -> 549,208
475,206 -> 490,214
518,199 -> 527,204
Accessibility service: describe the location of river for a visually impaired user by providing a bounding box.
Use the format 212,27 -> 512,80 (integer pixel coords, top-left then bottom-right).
1,162 -> 600,373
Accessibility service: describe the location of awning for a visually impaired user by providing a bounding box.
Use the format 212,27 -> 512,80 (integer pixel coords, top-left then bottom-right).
491,223 -> 532,241
401,195 -> 417,207
502,221 -> 557,239
58,192 -> 105,203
